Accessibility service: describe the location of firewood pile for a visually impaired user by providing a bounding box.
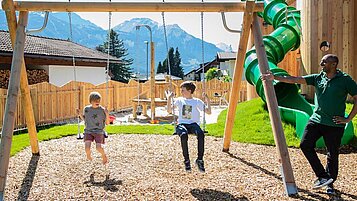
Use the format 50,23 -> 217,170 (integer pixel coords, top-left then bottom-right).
5,134 -> 357,200
0,69 -> 49,88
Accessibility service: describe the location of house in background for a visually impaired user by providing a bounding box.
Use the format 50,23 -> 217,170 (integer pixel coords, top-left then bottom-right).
0,30 -> 120,87
184,60 -> 219,81
184,52 -> 240,81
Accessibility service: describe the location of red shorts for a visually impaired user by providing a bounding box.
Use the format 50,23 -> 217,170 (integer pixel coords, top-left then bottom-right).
84,133 -> 105,144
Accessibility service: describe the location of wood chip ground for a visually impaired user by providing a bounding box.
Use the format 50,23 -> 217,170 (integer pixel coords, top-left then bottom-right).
5,134 -> 357,200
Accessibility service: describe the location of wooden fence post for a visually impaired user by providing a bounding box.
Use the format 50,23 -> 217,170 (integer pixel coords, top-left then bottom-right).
113,84 -> 119,111
79,85 -> 86,111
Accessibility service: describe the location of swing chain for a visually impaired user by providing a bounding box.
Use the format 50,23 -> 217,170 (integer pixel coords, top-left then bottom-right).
201,0 -> 206,132
68,0 -> 81,138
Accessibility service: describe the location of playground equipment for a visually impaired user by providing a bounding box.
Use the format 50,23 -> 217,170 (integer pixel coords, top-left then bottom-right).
1,0 -> 303,198
243,0 -> 354,147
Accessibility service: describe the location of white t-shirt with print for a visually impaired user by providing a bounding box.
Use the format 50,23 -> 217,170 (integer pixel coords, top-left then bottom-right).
174,97 -> 205,124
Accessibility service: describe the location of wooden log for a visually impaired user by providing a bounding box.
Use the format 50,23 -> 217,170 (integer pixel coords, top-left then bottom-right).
3,0 -> 39,155
252,13 -> 297,196
222,1 -> 255,152
30,87 -> 38,122
8,1 -> 264,12
0,11 -> 29,199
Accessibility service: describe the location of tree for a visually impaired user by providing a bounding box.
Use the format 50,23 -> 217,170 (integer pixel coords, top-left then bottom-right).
157,62 -> 165,74
173,47 -> 184,78
96,30 -> 133,83
205,68 -> 221,81
158,47 -> 184,79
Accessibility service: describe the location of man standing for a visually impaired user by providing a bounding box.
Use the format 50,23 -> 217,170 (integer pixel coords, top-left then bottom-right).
263,54 -> 357,194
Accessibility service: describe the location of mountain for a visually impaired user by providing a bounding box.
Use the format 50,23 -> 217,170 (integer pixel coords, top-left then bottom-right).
216,42 -> 233,52
0,12 -> 223,74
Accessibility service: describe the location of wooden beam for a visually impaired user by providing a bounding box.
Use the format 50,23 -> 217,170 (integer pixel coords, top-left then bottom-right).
0,11 -> 29,199
150,42 -> 155,120
6,1 -> 264,12
251,13 -> 297,196
3,0 -> 39,155
222,0 -> 255,152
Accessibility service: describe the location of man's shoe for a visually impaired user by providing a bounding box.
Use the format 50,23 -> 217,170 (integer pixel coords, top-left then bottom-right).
313,177 -> 333,189
184,160 -> 191,172
326,184 -> 336,195
195,159 -> 205,173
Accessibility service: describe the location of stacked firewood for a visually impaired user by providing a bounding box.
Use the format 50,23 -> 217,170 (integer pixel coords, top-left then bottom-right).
0,69 -> 49,88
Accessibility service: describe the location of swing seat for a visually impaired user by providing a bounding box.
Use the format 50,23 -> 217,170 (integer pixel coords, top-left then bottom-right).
172,130 -> 208,135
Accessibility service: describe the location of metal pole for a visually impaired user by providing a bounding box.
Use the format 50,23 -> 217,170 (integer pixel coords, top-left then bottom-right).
145,40 -> 149,81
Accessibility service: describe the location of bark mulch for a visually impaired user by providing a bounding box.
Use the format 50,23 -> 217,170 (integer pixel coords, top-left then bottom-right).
5,134 -> 357,200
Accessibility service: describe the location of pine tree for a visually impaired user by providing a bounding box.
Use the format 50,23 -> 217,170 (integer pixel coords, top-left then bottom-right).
173,47 -> 184,78
159,47 -> 184,79
157,62 -> 165,74
96,30 -> 133,83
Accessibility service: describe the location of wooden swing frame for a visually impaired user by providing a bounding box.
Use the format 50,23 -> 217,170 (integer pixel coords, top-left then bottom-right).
0,0 -> 299,198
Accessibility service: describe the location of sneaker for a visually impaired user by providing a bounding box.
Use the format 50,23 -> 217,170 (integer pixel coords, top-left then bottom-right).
326,184 -> 336,195
313,177 -> 333,189
195,159 -> 205,173
184,160 -> 191,172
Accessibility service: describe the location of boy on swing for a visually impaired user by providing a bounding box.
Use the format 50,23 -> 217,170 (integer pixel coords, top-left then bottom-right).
166,81 -> 211,172
77,92 -> 109,165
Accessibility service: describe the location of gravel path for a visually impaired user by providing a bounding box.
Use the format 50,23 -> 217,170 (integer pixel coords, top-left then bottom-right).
5,134 -> 357,200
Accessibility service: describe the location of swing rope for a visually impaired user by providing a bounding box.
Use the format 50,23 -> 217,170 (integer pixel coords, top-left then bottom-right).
103,2 -> 112,137
67,1 -> 81,139
200,0 -> 207,132
135,25 -> 141,115
162,0 -> 175,124
106,4 -> 112,109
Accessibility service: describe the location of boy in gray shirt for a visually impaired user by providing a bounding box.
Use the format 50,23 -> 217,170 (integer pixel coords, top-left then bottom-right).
77,92 -> 109,164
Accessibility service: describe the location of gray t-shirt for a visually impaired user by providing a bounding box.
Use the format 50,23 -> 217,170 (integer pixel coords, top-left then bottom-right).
83,105 -> 106,134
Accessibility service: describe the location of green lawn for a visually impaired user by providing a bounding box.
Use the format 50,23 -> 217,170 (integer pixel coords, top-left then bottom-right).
8,98 -> 357,156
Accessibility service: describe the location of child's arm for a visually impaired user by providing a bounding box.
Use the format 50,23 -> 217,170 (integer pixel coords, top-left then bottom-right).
76,108 -> 84,120
202,93 -> 212,115
104,107 -> 110,125
165,90 -> 175,114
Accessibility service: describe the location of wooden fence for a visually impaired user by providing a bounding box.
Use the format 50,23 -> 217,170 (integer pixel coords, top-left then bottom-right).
0,79 -> 247,129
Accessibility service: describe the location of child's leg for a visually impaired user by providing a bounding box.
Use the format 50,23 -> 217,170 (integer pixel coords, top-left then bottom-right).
176,124 -> 190,162
189,123 -> 205,160
94,134 -> 108,164
84,141 -> 92,161
96,143 -> 108,164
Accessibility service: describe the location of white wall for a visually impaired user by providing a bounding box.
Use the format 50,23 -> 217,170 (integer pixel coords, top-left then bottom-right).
49,65 -> 106,86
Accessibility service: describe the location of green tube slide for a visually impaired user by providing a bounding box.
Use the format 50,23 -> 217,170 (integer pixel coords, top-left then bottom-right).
244,0 -> 354,147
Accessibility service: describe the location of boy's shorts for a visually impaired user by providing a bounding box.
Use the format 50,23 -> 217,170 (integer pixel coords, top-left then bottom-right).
83,133 -> 105,144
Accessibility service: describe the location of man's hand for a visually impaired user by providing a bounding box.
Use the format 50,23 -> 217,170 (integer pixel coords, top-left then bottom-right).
261,72 -> 274,81
333,116 -> 350,124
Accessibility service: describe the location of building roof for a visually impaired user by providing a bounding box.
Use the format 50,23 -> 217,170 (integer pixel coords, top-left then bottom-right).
153,73 -> 182,81
217,52 -> 237,61
0,30 -> 120,66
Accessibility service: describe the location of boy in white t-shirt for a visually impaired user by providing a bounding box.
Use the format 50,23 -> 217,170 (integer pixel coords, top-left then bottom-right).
166,81 -> 211,172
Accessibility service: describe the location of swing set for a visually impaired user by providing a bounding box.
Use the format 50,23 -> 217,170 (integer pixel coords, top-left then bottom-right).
1,0 -> 299,199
